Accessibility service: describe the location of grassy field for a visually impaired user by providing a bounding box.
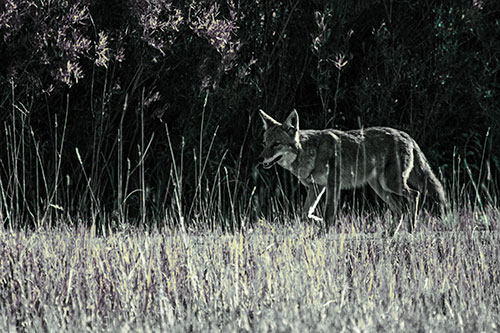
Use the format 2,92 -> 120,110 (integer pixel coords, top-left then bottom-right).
1,212 -> 499,332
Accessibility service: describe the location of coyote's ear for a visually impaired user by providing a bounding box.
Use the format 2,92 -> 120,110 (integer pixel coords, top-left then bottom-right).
283,109 -> 299,132
259,109 -> 281,130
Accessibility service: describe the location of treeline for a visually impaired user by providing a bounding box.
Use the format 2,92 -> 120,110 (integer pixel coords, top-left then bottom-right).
0,0 -> 499,228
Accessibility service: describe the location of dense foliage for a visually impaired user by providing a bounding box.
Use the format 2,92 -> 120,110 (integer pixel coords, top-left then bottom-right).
1,0 -> 499,228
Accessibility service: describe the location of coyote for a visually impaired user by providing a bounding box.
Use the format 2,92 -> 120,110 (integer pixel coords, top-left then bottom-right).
258,109 -> 447,230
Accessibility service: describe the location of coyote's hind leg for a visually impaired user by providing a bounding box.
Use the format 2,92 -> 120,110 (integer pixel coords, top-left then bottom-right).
376,157 -> 421,232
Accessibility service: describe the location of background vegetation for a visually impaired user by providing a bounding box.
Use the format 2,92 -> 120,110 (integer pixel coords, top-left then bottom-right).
1,0 -> 499,229
1,1 -> 500,331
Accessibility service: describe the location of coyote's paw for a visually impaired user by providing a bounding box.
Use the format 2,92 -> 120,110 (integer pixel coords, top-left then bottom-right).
307,212 -> 323,222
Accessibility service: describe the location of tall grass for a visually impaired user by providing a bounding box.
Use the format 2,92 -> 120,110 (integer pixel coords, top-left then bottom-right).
0,83 -> 258,232
1,223 -> 500,331
0,76 -> 498,230
1,86 -> 499,331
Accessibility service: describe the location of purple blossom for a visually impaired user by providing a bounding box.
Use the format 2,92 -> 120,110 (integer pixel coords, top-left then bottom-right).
191,3 -> 240,72
56,61 -> 84,87
133,0 -> 184,55
95,31 -> 110,68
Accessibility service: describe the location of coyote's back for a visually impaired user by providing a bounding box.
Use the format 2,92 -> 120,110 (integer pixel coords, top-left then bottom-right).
258,109 -> 447,230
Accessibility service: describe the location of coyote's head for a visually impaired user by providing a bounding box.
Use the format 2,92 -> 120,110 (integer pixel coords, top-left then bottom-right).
258,110 -> 301,169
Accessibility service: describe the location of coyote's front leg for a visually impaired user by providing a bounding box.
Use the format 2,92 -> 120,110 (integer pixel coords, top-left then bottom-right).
325,187 -> 340,230
304,185 -> 325,222
325,163 -> 341,231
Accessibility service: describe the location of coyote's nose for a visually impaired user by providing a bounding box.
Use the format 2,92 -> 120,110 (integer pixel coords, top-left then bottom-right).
257,156 -> 264,164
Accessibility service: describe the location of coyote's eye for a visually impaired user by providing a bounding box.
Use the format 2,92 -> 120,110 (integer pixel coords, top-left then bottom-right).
270,143 -> 280,149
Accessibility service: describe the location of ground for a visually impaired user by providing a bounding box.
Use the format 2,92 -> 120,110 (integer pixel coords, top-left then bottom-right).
1,213 -> 499,332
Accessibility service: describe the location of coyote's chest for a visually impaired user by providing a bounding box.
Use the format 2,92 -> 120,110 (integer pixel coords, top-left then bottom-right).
287,149 -> 329,187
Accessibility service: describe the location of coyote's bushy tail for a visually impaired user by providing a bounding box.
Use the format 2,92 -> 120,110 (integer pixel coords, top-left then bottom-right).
414,148 -> 449,214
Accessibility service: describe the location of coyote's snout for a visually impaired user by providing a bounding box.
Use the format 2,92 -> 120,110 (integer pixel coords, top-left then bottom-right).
258,109 -> 447,231
258,151 -> 282,169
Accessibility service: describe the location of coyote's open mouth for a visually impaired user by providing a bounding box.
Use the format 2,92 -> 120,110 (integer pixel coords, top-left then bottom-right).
262,154 -> 282,169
